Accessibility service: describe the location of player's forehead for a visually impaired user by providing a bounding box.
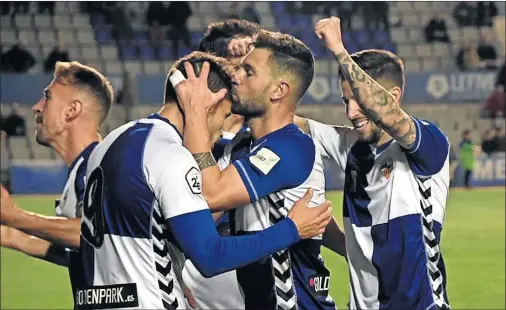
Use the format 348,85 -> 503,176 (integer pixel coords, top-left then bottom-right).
45,79 -> 72,97
242,48 -> 271,70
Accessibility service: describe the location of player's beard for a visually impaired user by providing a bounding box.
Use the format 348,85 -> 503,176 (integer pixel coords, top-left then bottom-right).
231,91 -> 267,119
359,122 -> 384,145
35,118 -> 51,147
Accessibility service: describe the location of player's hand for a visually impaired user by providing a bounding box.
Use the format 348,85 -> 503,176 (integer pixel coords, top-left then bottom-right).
288,188 -> 332,239
183,286 -> 198,309
0,185 -> 20,226
172,61 -> 229,113
315,16 -> 345,54
227,34 -> 257,58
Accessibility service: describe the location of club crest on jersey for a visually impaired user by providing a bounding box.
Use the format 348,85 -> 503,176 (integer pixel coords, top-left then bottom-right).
249,148 -> 280,175
185,167 -> 202,194
380,158 -> 393,179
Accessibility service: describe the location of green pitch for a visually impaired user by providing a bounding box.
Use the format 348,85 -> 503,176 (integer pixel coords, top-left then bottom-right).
1,189 -> 505,309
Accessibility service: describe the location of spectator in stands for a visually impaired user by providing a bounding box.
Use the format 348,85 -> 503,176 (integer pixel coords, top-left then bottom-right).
363,2 -> 389,30
13,2 -> 29,15
0,2 -> 11,15
167,1 -> 192,59
456,41 -> 480,71
453,2 -> 475,28
496,62 -> 506,91
44,43 -> 70,73
38,1 -> 55,16
240,3 -> 261,25
481,129 -> 499,155
0,44 -> 35,73
1,103 -> 26,138
107,2 -> 133,45
476,2 -> 498,28
146,2 -> 168,60
425,13 -> 451,43
477,33 -> 499,69
448,145 -> 459,186
459,130 -> 477,189
493,126 -> 506,152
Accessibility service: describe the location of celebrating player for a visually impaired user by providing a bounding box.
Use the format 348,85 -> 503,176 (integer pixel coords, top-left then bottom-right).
0,61 -> 113,299
296,17 -> 450,309
175,31 -> 337,310
76,51 -> 332,309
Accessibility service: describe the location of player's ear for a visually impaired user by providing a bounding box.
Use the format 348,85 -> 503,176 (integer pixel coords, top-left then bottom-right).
390,86 -> 402,104
66,100 -> 83,121
270,80 -> 290,102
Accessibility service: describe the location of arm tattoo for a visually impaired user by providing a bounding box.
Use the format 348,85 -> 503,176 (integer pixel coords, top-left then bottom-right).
335,52 -> 416,147
193,152 -> 217,170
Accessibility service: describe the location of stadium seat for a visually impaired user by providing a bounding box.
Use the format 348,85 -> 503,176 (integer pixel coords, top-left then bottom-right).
95,28 -> 115,44
188,16 -> 203,32
67,47 -> 82,60
14,15 -> 32,29
355,30 -> 371,46
139,45 -> 155,60
100,45 -> 119,60
271,2 -> 286,15
37,30 -> 57,47
57,30 -> 77,46
416,44 -> 433,58
86,60 -> 105,72
421,58 -> 438,71
143,61 -> 162,74
191,32 -> 203,47
119,45 -> 138,60
34,15 -> 52,28
403,58 -> 421,72
18,30 -> 37,45
134,30 -> 148,43
71,15 -> 89,28
81,46 -> 100,61
254,2 -> 271,14
105,61 -> 123,75
124,61 -> 142,76
262,16 -> 276,30
77,31 -> 95,45
372,29 -> 390,44
90,14 -> 107,27
158,45 -> 174,61
53,15 -> 71,28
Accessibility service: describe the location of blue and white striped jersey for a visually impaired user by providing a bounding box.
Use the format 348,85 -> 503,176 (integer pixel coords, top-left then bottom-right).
308,117 -> 451,310
77,114 -> 303,310
54,142 -> 97,300
225,124 -> 336,310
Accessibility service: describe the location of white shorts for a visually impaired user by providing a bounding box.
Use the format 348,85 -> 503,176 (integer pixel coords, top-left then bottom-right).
182,260 -> 244,309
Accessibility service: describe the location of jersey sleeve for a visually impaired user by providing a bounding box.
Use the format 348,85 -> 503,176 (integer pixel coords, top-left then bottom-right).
402,117 -> 449,177
145,139 -> 209,220
307,119 -> 358,172
232,134 -> 315,202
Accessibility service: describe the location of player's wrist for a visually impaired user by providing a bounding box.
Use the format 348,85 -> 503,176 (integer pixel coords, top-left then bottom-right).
330,44 -> 347,56
283,217 -> 301,243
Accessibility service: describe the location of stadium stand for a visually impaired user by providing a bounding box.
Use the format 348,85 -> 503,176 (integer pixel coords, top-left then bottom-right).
0,1 -> 505,161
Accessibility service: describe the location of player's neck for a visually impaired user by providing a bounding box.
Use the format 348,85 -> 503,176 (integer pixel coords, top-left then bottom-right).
157,104 -> 184,137
51,127 -> 101,167
373,131 -> 394,148
246,108 -> 294,140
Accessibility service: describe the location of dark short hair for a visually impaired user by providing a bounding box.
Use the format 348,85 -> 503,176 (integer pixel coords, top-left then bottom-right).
339,49 -> 405,93
254,30 -> 315,99
53,61 -> 114,124
199,19 -> 260,57
164,51 -> 233,104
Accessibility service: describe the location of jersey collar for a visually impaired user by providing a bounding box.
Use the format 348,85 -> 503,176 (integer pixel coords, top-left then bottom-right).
68,141 -> 99,176
147,113 -> 184,140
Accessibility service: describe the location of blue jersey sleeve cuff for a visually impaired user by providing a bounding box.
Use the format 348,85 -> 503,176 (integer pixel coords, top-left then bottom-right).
404,117 -> 423,153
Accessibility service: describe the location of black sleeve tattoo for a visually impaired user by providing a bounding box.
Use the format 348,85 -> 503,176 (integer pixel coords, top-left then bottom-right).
193,152 -> 217,170
335,52 -> 416,148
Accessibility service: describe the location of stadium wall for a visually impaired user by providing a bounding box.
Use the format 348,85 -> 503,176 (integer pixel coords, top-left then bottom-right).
9,154 -> 505,194
0,69 -> 497,106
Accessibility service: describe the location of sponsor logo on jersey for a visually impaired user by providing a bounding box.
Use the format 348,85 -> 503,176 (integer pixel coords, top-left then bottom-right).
308,273 -> 330,297
75,283 -> 138,309
185,167 -> 202,194
249,148 -> 280,175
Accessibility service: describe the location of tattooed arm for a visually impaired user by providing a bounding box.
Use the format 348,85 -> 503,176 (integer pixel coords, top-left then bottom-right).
316,16 -> 416,149
333,52 -> 416,148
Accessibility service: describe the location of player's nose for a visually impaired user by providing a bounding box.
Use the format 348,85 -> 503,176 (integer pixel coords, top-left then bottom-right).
32,98 -> 43,115
232,68 -> 245,86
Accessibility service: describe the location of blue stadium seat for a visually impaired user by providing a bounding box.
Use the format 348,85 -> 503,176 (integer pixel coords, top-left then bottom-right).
191,32 -> 203,47
346,41 -> 359,54
178,45 -> 192,58
372,29 -> 389,44
380,41 -> 397,53
139,45 -> 155,60
90,14 -> 106,27
159,45 -> 174,60
342,31 -> 353,47
95,28 -> 114,44
135,30 -> 148,43
119,45 -> 138,60
271,2 -> 286,15
276,14 -> 292,32
356,30 -> 370,46
293,14 -> 311,29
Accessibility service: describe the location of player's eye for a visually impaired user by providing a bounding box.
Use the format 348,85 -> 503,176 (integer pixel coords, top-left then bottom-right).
246,69 -> 254,77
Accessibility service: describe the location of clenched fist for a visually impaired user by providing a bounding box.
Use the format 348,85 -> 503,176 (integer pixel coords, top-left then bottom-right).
315,16 -> 345,54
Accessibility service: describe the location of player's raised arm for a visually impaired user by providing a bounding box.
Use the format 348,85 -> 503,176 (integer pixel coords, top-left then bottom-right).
316,17 -> 415,149
0,186 -> 81,249
316,17 -> 449,176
